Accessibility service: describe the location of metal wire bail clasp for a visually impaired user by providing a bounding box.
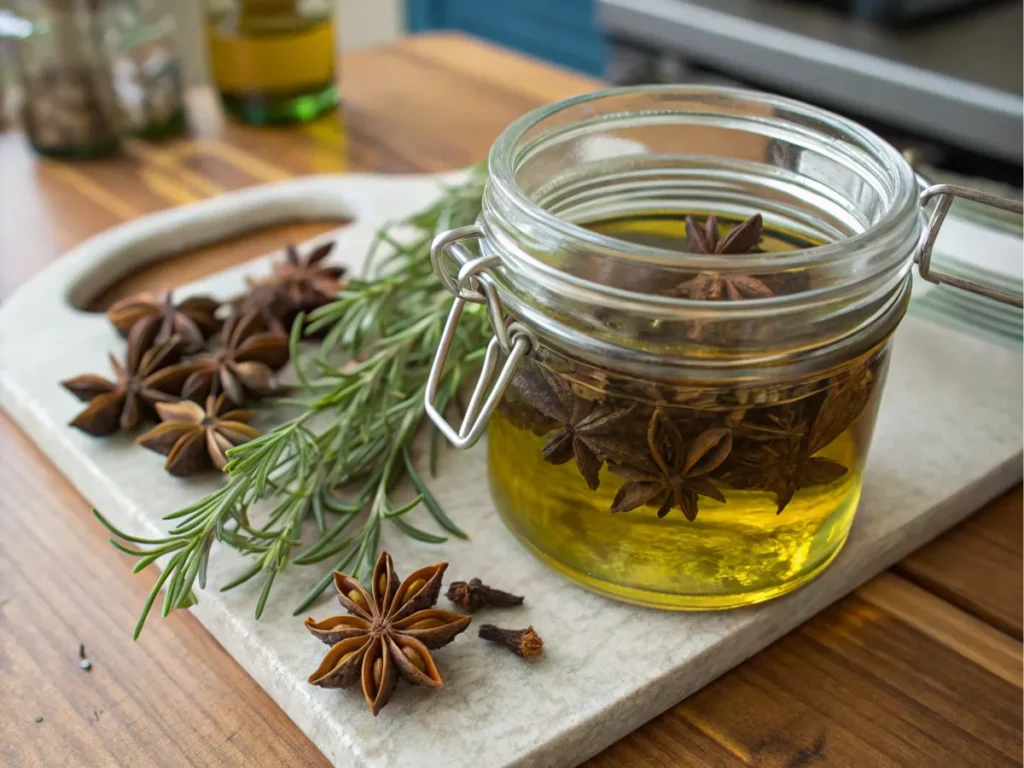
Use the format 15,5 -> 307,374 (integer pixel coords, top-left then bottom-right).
918,184 -> 1024,308
425,225 -> 534,449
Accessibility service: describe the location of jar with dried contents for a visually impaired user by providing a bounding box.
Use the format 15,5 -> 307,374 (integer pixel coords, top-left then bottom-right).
10,0 -> 121,158
426,87 -> 1022,610
104,0 -> 186,139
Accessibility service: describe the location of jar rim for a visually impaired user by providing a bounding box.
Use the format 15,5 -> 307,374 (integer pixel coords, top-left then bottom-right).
479,84 -> 921,378
487,84 -> 920,282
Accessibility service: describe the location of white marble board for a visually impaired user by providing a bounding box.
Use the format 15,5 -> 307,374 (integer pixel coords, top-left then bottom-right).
1,173 -> 1021,768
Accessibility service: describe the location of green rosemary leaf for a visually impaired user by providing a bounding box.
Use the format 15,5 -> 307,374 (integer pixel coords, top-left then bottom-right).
390,515 -> 447,543
402,447 -> 467,538
292,541 -> 361,615
197,532 -> 215,590
294,511 -> 360,564
384,494 -> 426,518
293,534 -> 356,566
320,492 -> 363,514
311,489 -> 326,534
93,508 -> 175,545
132,558 -> 178,640
254,570 -> 277,620
132,549 -> 172,573
158,550 -> 188,620
219,561 -> 264,592
106,538 -> 152,558
288,311 -> 311,389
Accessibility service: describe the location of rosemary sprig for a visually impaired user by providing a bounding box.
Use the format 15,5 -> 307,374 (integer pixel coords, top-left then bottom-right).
97,167 -> 490,637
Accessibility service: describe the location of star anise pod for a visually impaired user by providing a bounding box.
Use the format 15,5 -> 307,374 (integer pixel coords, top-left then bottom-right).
176,310 -> 290,405
62,322 -> 194,436
305,552 -> 472,716
514,367 -> 634,490
664,214 -> 774,300
137,394 -> 262,476
608,412 -> 732,520
719,445 -> 847,515
807,361 -> 876,454
106,291 -> 220,353
237,241 -> 345,327
231,280 -> 293,333
272,241 -> 346,313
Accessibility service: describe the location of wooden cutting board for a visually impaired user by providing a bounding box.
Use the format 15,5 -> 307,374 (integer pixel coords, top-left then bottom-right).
0,173 -> 1020,768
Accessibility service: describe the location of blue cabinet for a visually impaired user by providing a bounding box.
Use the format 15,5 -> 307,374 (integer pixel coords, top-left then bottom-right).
407,0 -> 606,76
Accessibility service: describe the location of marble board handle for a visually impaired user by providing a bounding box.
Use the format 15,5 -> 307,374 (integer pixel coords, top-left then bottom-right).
0,171 -> 462,341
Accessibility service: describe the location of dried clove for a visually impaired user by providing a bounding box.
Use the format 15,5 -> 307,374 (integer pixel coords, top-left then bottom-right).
478,624 -> 543,660
446,578 -> 524,612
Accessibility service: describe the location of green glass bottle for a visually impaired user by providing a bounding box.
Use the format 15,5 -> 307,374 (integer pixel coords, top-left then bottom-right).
204,0 -> 338,125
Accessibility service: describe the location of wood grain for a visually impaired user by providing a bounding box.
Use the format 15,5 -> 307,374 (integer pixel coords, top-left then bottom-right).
0,414 -> 329,768
1,32 -> 1020,767
896,486 -> 1023,639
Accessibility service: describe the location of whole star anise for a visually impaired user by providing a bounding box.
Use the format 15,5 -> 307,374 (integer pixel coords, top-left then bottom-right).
137,394 -> 262,476
719,360 -> 875,512
231,280 -> 293,332
609,412 -> 732,520
719,445 -> 847,515
664,214 -> 774,300
176,310 -> 289,405
238,241 -> 345,327
106,291 -> 220,353
62,322 -> 195,436
272,241 -> 346,313
305,552 -> 472,715
514,367 -> 633,490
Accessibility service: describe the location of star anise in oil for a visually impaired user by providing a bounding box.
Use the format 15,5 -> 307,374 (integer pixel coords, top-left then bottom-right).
807,360 -> 876,454
137,394 -> 262,476
175,310 -> 290,405
720,393 -> 859,514
719,444 -> 848,515
106,291 -> 220,353
305,552 -> 471,716
62,322 -> 195,436
664,214 -> 774,300
514,367 -> 634,490
609,412 -> 732,520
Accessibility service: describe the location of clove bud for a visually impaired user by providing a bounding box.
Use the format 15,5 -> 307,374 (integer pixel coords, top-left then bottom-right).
446,578 -> 524,612
478,624 -> 543,660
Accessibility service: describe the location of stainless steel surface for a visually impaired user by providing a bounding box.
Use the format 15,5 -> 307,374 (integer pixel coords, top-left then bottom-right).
918,183 -> 1024,307
597,0 -> 1023,163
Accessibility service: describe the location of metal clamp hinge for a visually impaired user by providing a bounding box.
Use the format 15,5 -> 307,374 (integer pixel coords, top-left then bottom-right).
424,225 -> 535,449
918,184 -> 1023,308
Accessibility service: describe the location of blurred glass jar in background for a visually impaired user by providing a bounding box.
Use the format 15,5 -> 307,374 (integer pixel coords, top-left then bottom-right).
204,0 -> 337,125
7,0 -> 121,158
103,0 -> 186,138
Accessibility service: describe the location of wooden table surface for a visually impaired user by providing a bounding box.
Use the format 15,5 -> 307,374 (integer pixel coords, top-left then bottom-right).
1,33 -> 1021,767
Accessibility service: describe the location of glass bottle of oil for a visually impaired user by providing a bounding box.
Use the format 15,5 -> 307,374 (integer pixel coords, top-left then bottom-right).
204,0 -> 337,124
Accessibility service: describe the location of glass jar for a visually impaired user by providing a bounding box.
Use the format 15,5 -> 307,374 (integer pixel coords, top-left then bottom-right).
203,0 -> 337,125
8,0 -> 121,158
103,0 -> 186,139
426,86 -> 1022,610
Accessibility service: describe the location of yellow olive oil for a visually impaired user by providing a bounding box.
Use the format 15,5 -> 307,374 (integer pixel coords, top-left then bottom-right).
206,0 -> 337,124
486,213 -> 889,609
